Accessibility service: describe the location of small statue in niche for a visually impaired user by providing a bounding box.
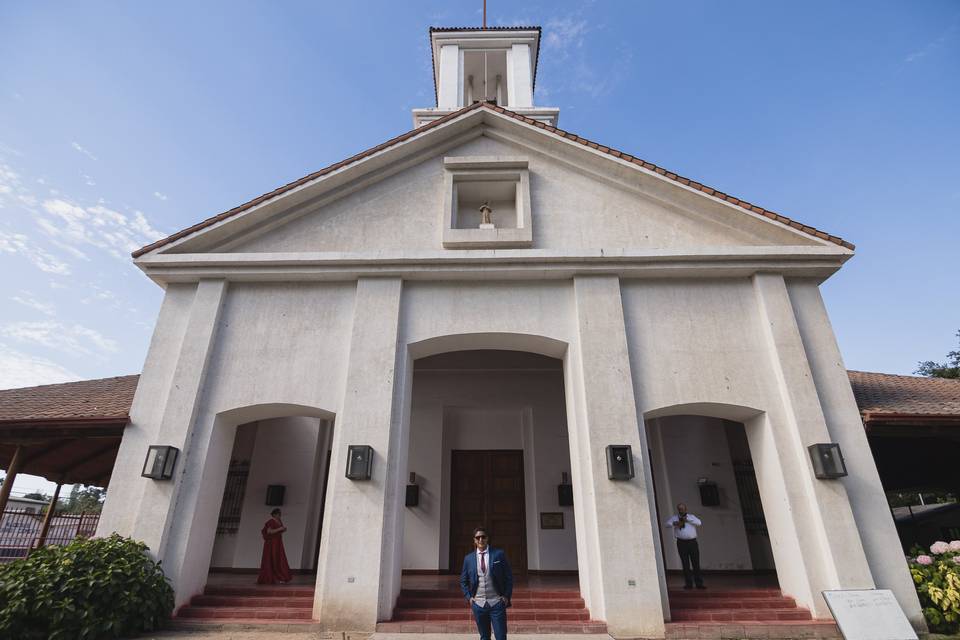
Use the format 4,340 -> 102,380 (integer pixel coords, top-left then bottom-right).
479,201 -> 494,229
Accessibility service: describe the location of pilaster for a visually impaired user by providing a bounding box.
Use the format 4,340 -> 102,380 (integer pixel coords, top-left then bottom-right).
133,279 -> 228,556
571,275 -> 664,639
314,277 -> 404,631
752,273 -> 874,616
787,280 -> 925,629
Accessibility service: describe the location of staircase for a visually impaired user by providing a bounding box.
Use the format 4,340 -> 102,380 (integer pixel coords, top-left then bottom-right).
666,587 -> 841,639
175,583 -> 316,625
376,585 -> 607,634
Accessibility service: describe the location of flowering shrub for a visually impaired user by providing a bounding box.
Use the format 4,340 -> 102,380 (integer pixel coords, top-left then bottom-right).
909,540 -> 960,634
0,534 -> 173,639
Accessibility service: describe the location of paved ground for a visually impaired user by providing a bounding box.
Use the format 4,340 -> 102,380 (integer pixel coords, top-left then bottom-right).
141,631 -> 614,640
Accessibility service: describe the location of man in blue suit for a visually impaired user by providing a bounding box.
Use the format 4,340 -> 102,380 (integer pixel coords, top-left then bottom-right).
460,526 -> 513,640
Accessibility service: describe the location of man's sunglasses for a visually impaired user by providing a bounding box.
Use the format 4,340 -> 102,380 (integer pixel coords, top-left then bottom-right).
474,535 -> 488,540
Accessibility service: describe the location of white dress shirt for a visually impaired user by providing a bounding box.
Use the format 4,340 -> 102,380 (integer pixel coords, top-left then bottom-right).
665,513 -> 702,540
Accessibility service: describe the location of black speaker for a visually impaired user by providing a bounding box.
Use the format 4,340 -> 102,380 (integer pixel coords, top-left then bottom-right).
558,484 -> 573,506
605,445 -> 635,480
346,445 -> 374,480
698,481 -> 720,507
406,484 -> 420,507
265,484 -> 285,506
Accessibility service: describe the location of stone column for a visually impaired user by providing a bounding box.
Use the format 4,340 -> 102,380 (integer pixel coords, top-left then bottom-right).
570,275 -> 664,639
752,273 -> 874,617
314,277 -> 404,631
787,280 -> 925,629
437,44 -> 460,109
133,279 -> 227,600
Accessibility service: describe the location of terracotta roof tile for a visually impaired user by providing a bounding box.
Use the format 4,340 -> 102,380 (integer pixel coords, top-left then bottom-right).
0,375 -> 139,423
847,370 -> 960,417
0,371 -> 955,433
133,102 -> 854,257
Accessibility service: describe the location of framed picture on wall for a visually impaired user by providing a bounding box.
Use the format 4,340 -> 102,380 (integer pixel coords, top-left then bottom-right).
540,512 -> 564,530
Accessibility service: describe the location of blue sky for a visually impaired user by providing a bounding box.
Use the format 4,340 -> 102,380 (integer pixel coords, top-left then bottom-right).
1,2 -> 957,492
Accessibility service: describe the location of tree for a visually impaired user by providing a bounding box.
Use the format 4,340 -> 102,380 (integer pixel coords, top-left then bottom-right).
915,329 -> 960,379
59,485 -> 106,514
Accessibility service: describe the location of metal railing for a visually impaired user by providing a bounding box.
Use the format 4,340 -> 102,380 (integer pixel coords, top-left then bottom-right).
0,509 -> 100,561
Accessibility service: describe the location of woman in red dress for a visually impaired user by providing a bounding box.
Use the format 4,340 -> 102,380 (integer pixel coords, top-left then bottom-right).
257,508 -> 292,584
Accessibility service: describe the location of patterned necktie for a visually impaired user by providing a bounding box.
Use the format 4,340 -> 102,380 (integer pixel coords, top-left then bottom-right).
480,551 -> 486,573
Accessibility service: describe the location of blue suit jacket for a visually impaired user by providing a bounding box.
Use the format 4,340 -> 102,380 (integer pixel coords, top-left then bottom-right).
460,547 -> 513,605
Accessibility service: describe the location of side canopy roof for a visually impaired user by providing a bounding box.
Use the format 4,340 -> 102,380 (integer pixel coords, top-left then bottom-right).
133,102 -> 853,282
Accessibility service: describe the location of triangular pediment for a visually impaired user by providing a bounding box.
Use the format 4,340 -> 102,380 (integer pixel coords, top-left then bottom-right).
136,105 -> 851,260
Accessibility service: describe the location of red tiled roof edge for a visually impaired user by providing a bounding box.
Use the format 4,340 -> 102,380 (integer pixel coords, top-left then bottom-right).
132,102 -> 487,258
0,374 -> 140,423
133,102 -> 854,258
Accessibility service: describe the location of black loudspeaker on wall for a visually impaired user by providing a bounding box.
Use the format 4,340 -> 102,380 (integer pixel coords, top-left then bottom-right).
558,471 -> 573,506
265,484 -> 285,506
698,480 -> 720,507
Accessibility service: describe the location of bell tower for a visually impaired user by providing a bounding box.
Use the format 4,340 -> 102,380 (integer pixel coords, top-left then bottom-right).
412,26 -> 560,128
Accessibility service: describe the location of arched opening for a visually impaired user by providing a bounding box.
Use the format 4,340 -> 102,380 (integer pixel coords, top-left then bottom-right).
645,403 -> 816,625
176,403 -> 336,623
392,340 -> 597,631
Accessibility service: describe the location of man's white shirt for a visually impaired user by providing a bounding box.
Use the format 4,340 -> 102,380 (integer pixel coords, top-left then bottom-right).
665,514 -> 702,540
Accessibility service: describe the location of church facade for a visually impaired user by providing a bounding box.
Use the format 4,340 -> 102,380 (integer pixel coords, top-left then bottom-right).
96,26 -> 923,637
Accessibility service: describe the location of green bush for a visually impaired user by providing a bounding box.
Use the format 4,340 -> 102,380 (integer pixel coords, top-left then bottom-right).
0,534 -> 174,640
908,540 -> 960,635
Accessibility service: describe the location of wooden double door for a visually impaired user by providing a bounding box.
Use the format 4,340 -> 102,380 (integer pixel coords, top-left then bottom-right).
449,450 -> 527,575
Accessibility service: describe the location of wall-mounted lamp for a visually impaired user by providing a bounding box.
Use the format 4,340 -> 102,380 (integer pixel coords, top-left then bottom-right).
406,472 -> 420,507
345,445 -> 373,480
558,472 -> 573,506
606,445 -> 635,480
697,477 -> 720,506
266,485 -> 285,506
141,445 -> 179,480
808,443 -> 847,479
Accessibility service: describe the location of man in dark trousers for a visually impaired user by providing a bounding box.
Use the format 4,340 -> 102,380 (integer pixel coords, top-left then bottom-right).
665,502 -> 706,589
460,526 -> 513,640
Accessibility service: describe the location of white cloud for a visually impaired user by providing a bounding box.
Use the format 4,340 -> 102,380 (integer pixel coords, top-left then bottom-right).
71,141 -> 98,161
11,293 -> 55,316
0,320 -> 118,356
544,16 -> 589,60
81,172 -> 96,187
81,285 -> 119,306
0,343 -> 80,390
39,198 -> 165,259
153,191 -> 168,201
0,231 -> 71,274
905,27 -> 954,63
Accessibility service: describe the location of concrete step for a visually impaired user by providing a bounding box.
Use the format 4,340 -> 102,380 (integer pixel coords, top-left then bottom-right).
670,597 -> 798,610
190,594 -> 314,608
667,588 -> 784,599
398,588 -> 581,599
392,607 -> 592,622
665,620 -> 841,639
396,596 -> 586,609
376,620 -> 609,634
202,584 -> 315,598
177,605 -> 313,620
671,608 -> 813,622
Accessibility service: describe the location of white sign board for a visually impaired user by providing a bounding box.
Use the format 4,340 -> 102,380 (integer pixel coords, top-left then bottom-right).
822,590 -> 917,640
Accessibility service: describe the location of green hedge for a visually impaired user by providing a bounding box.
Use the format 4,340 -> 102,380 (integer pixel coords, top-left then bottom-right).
0,534 -> 174,640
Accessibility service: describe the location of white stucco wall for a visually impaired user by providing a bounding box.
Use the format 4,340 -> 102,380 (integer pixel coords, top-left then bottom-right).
403,363 -> 577,572
647,415 -> 754,571
98,105 -> 923,635
210,416 -> 329,571
228,135 -> 815,255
